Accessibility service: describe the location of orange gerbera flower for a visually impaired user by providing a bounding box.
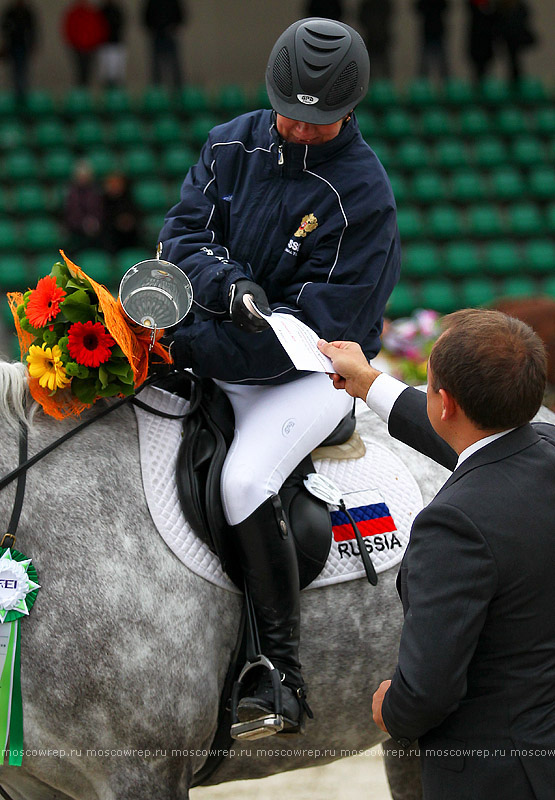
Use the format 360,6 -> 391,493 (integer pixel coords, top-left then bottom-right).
67,321 -> 115,368
25,276 -> 66,329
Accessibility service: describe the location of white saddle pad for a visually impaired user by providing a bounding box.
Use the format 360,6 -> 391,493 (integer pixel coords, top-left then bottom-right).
134,386 -> 423,593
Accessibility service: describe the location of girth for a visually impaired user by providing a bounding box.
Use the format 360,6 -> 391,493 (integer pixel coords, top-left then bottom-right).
175,375 -> 356,590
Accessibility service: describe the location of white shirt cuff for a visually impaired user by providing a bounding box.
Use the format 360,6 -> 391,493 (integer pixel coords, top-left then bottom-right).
365,373 -> 408,424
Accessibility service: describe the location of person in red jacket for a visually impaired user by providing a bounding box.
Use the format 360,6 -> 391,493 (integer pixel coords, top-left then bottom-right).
62,1 -> 108,86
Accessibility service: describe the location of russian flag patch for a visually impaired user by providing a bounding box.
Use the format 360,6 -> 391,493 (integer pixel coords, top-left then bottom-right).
331,500 -> 397,543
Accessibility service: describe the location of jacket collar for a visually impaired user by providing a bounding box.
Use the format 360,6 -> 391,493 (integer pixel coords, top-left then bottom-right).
438,423 -> 540,495
267,110 -> 359,175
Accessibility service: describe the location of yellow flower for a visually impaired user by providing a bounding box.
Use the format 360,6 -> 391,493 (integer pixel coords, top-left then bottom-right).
27,343 -> 71,392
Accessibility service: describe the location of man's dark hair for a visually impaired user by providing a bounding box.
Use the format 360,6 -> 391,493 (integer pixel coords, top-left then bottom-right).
428,308 -> 547,431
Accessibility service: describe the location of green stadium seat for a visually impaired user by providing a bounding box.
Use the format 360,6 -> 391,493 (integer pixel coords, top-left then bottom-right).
542,277 -> 555,299
405,78 -> 438,107
428,205 -> 464,239
13,183 -> 49,215
450,170 -> 487,203
472,136 -> 508,168
213,85 -> 249,115
433,138 -> 467,169
132,179 -> 168,212
386,282 -> 419,318
72,117 -> 106,148
140,86 -> 171,115
489,166 -> 525,201
506,202 -> 545,236
22,218 -> 59,252
23,89 -> 55,118
4,150 -> 39,181
42,149 -> 75,182
111,116 -> 144,147
546,204 -> 555,234
0,220 -> 18,252
355,109 -> 378,140
370,140 -> 392,169
444,242 -> 481,277
75,250 -> 113,284
382,109 -> 413,139
528,167 -> 555,200
513,76 -> 547,105
419,108 -> 454,138
121,147 -> 156,177
459,108 -> 492,137
145,213 -> 165,244
402,242 -> 440,278
98,87 -> 131,116
533,107 -> 555,136
178,85 -> 210,115
387,172 -> 408,204
0,254 -> 28,290
114,248 -> 153,277
461,278 -> 496,307
88,147 -> 118,178
467,204 -> 504,238
0,92 -> 16,117
162,146 -> 197,178
367,80 -> 399,108
524,239 -> 555,275
442,78 -> 475,107
151,115 -> 183,146
500,276 -> 538,298
63,88 -> 95,116
0,120 -> 26,151
33,118 -> 68,150
188,115 -> 220,148
420,279 -> 458,313
479,77 -> 511,105
484,241 -> 520,276
30,252 -> 61,280
495,107 -> 528,136
396,207 -> 425,240
410,172 -> 447,204
396,139 -> 430,170
0,187 -> 8,214
511,136 -> 545,167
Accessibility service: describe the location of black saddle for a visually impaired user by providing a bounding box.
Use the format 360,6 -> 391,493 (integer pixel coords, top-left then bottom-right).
174,374 -> 355,590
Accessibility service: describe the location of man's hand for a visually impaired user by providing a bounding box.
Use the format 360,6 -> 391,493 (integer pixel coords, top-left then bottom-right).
372,679 -> 391,733
229,280 -> 271,333
318,339 -> 381,400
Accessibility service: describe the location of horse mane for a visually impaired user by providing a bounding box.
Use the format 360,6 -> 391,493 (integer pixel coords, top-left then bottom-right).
0,360 -> 35,428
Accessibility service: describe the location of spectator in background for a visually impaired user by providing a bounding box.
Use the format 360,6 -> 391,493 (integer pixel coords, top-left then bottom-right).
64,159 -> 104,253
358,0 -> 394,80
304,0 -> 344,19
466,0 -> 496,82
62,1 -> 108,86
98,0 -> 126,88
142,0 -> 187,89
101,172 -> 142,254
1,0 -> 37,102
414,0 -> 450,82
494,0 -> 537,82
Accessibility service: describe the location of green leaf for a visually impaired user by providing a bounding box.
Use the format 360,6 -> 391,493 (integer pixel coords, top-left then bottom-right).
71,377 -> 97,405
60,289 -> 94,323
110,345 -> 125,359
50,262 -> 70,286
98,364 -> 111,389
98,382 -> 123,397
105,361 -> 132,377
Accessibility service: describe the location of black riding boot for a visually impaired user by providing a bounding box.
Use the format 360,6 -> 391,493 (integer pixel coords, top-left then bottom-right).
232,495 -> 308,731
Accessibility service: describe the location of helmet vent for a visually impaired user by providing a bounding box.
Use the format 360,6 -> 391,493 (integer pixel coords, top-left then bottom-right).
326,61 -> 359,106
273,46 -> 293,96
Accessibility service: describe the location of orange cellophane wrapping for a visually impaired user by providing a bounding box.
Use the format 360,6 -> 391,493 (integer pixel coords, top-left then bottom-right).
7,250 -> 173,420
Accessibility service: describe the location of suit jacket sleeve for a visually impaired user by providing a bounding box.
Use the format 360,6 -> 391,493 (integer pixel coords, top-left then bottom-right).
381,501 -> 498,742
388,386 -> 458,471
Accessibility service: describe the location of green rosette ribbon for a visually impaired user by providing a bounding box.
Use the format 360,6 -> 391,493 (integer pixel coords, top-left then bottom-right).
0,547 -> 40,766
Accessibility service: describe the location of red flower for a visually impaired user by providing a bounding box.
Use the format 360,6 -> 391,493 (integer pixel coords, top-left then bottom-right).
67,321 -> 115,368
25,276 -> 66,329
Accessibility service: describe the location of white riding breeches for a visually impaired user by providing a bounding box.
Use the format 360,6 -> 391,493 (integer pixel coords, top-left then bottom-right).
216,373 -> 353,525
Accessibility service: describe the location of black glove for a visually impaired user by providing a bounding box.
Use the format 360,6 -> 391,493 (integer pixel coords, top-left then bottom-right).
229,279 -> 271,333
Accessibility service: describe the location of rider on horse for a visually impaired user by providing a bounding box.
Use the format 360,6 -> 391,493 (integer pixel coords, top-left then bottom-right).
158,17 -> 401,732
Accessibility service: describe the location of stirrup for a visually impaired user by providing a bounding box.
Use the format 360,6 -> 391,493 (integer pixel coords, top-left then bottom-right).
230,655 -> 285,741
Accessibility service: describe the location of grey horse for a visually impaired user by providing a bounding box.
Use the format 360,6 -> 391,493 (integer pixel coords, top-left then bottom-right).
1,360 -> 547,800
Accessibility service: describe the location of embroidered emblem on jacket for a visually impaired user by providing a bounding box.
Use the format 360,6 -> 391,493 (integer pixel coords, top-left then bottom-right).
294,213 -> 318,238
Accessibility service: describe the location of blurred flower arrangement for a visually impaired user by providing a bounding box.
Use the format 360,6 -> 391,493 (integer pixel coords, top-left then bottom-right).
8,251 -> 171,419
380,309 -> 441,385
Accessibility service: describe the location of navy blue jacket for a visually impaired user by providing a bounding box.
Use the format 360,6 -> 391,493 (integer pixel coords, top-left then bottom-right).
159,109 -> 400,384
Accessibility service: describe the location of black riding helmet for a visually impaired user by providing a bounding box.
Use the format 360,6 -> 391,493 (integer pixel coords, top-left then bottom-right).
266,17 -> 370,125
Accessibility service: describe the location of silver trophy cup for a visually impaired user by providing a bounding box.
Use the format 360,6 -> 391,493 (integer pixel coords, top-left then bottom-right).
119,258 -> 193,332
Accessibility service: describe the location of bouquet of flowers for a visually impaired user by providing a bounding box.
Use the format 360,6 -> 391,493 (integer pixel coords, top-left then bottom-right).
381,309 -> 441,385
8,251 -> 171,419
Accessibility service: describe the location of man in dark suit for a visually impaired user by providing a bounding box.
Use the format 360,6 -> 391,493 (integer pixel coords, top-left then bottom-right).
318,309 -> 555,800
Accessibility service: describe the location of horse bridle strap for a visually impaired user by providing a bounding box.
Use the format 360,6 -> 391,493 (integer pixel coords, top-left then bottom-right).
0,370 -> 202,494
